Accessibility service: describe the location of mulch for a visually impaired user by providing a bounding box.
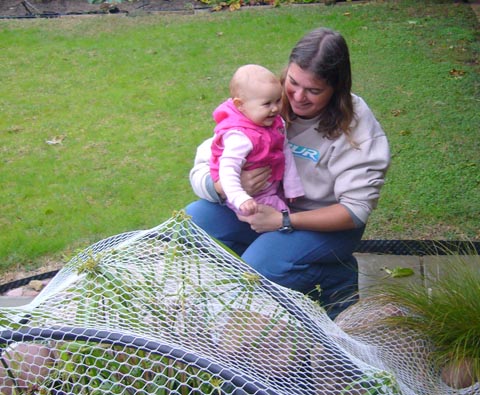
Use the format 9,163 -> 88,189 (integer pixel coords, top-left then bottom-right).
0,0 -> 207,18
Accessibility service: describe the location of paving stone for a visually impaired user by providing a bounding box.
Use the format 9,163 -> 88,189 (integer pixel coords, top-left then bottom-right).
355,253 -> 423,299
0,296 -> 35,308
422,254 -> 480,289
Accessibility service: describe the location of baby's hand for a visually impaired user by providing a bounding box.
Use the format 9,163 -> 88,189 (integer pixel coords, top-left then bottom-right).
239,199 -> 257,215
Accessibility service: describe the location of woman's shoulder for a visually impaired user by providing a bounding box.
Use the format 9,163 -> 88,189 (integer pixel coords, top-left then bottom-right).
352,93 -> 374,117
351,93 -> 385,140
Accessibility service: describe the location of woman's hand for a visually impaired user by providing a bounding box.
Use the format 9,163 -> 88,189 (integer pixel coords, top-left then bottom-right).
237,204 -> 282,233
240,166 -> 271,196
214,166 -> 271,201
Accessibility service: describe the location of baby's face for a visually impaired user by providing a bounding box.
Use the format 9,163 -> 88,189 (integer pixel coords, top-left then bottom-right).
238,81 -> 282,127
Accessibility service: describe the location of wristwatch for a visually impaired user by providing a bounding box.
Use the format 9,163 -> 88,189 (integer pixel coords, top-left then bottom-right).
278,209 -> 294,233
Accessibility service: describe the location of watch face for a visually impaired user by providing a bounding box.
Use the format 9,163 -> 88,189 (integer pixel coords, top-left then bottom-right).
280,210 -> 292,233
279,226 -> 293,234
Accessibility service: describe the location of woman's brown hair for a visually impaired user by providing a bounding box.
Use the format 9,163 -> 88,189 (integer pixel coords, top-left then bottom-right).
282,28 -> 355,141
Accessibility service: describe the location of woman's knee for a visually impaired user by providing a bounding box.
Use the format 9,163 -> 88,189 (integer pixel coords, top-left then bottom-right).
185,199 -> 215,225
185,200 -> 257,255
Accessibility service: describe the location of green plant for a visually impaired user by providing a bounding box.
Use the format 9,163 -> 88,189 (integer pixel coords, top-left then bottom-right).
341,371 -> 402,395
40,342 -> 224,394
0,212 -> 312,394
375,255 -> 480,388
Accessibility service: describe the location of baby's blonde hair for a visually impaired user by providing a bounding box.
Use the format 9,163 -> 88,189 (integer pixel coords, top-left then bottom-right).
229,64 -> 279,100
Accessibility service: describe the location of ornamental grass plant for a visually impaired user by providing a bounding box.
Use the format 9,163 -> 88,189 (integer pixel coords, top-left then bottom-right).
372,253 -> 480,389
0,0 -> 479,274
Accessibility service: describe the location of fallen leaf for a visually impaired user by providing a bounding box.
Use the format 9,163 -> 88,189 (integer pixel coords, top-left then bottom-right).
229,1 -> 241,11
382,267 -> 415,278
449,68 -> 466,77
7,126 -> 23,134
391,109 -> 403,117
45,135 -> 66,145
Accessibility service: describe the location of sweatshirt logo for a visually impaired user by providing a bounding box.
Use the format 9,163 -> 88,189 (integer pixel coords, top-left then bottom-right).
288,142 -> 320,162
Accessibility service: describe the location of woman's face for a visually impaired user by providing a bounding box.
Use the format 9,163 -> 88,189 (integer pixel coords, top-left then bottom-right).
284,62 -> 334,119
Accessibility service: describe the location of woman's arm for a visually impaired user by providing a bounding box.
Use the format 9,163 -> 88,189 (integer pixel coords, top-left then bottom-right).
189,137 -> 272,202
290,204 -> 356,231
238,203 -> 356,233
189,138 -> 223,203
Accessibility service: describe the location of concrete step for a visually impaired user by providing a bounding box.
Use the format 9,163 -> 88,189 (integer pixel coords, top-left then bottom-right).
356,253 -> 480,299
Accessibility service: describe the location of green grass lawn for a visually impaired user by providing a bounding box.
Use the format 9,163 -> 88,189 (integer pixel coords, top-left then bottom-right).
0,0 -> 479,274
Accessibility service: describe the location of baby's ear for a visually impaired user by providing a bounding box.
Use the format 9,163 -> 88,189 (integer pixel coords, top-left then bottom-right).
232,97 -> 243,110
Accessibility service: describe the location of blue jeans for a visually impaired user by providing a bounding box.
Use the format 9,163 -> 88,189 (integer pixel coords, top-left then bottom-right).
185,200 -> 364,319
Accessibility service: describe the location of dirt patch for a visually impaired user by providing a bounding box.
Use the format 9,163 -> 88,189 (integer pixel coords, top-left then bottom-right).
0,0 -> 206,18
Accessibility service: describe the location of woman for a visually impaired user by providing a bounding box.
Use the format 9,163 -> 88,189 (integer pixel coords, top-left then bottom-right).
186,27 -> 390,319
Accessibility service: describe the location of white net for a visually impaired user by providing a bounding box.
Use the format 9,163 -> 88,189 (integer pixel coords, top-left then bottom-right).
0,211 -> 477,395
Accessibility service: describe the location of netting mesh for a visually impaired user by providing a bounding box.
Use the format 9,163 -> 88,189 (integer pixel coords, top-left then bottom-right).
0,212 -> 478,395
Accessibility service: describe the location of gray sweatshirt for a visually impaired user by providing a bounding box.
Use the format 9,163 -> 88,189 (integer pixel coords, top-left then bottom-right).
189,94 -> 390,226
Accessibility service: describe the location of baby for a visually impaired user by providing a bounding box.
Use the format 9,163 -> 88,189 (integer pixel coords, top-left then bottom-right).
209,64 -> 304,215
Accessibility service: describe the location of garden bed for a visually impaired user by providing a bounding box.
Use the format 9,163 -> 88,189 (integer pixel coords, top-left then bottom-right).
0,0 -> 210,17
